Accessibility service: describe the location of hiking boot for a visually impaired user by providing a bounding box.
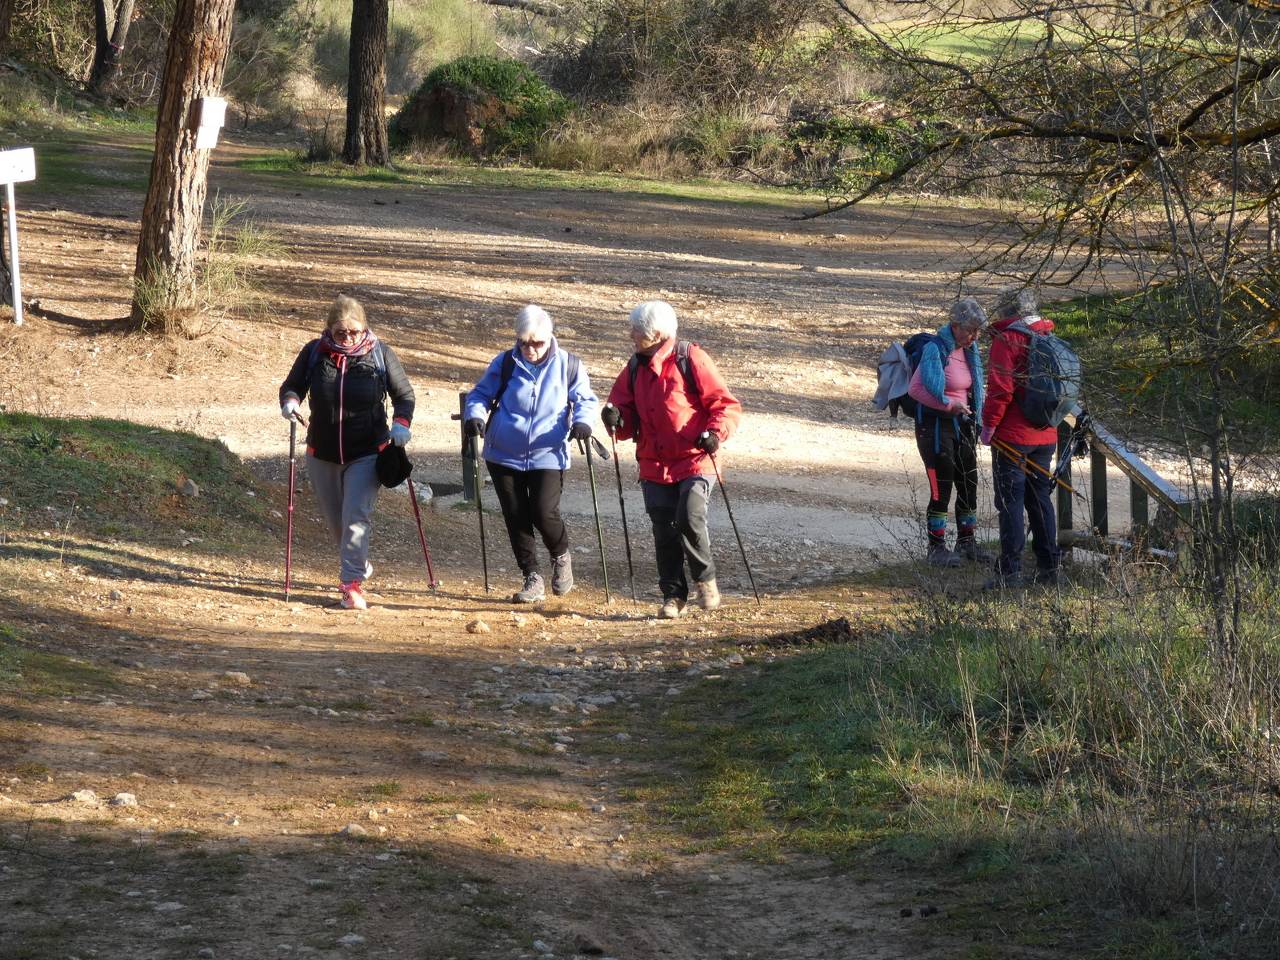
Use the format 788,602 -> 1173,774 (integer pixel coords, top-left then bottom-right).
955,539 -> 994,564
697,578 -> 721,611
513,572 -> 546,604
1032,567 -> 1063,587
927,542 -> 961,568
982,572 -> 1029,592
658,597 -> 687,619
340,580 -> 368,610
551,553 -> 574,596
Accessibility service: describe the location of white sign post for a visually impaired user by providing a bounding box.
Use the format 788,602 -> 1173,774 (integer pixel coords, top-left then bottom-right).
0,147 -> 36,327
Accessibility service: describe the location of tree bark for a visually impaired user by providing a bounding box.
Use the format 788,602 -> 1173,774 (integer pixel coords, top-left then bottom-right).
343,0 -> 389,166
89,0 -> 137,96
131,0 -> 235,325
0,0 -> 15,50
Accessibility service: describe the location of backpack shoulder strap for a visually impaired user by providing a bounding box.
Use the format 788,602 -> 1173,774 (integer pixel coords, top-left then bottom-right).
490,349 -> 517,411
675,340 -> 700,398
565,351 -> 580,390
627,353 -> 641,395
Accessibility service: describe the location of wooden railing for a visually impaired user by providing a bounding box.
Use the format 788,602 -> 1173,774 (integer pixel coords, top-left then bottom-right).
1056,408 -> 1193,552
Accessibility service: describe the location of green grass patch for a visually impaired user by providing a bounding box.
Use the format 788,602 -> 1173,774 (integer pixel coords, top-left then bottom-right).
237,150 -> 827,210
0,413 -> 278,551
0,622 -> 116,696
643,576 -> 1280,958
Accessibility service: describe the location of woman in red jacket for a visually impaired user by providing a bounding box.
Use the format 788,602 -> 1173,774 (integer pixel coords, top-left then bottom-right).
980,288 -> 1061,587
602,301 -> 742,618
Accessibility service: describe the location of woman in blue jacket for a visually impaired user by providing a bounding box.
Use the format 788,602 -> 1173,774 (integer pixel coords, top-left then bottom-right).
464,305 -> 598,602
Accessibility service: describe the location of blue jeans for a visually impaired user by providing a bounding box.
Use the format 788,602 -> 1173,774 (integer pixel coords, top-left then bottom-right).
641,476 -> 715,602
991,443 -> 1059,576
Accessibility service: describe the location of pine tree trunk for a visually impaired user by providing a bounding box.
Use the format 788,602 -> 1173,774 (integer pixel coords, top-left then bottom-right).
89,0 -> 137,96
343,0 -> 389,166
131,0 -> 235,326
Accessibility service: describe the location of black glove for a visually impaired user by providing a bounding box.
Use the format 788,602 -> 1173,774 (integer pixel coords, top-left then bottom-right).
696,430 -> 720,454
569,422 -> 592,441
464,418 -> 485,438
601,404 -> 623,435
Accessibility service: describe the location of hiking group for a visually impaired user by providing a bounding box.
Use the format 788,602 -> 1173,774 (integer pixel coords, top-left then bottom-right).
279,296 -> 741,616
876,286 -> 1082,590
278,285 -> 1076,613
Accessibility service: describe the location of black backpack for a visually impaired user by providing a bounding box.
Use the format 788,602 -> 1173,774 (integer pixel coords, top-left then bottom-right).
1008,321 -> 1082,428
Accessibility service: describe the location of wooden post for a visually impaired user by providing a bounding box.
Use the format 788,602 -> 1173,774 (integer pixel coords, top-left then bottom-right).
1091,444 -> 1108,537
456,391 -> 477,501
1130,479 -> 1149,546
1056,421 -> 1073,545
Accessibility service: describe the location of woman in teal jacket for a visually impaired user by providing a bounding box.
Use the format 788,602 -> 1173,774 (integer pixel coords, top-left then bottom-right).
464,305 -> 598,602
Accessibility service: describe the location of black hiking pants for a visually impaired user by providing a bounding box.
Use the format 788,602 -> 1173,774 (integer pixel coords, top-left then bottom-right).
486,462 -> 569,575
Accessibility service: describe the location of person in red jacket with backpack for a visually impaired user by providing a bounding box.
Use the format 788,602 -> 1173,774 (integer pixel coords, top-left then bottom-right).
980,287 -> 1061,587
602,301 -> 742,618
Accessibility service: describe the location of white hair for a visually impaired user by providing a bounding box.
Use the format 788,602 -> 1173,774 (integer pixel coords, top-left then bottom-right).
629,300 -> 678,341
514,304 -> 553,341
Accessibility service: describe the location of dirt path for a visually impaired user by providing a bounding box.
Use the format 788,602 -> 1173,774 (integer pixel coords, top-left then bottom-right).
3,136 -> 1073,958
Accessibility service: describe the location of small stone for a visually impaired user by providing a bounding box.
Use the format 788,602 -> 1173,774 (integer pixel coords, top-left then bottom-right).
337,933 -> 365,948
466,620 -> 491,634
110,792 -> 138,807
532,942 -> 552,954
155,901 -> 185,912
613,733 -> 631,743
417,751 -> 450,764
198,950 -> 215,959
109,589 -> 124,601
191,690 -> 213,701
68,789 -> 98,804
453,813 -> 475,825
178,479 -> 200,498
366,809 -> 380,822
340,823 -> 368,838
222,671 -> 251,687
591,804 -> 606,813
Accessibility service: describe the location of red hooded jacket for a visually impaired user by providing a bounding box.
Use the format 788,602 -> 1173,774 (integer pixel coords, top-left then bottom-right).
606,339 -> 742,484
982,315 -> 1060,446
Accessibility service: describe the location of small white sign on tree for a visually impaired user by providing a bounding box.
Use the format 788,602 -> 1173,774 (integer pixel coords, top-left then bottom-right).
0,146 -> 36,326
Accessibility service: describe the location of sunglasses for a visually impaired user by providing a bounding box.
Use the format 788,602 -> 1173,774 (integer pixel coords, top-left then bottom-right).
519,339 -> 547,350
331,327 -> 365,342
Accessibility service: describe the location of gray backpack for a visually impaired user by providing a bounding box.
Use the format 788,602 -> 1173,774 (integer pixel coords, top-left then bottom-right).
1010,320 -> 1081,428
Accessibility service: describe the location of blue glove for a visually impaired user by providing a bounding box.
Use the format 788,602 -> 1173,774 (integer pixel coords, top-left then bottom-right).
391,423 -> 411,447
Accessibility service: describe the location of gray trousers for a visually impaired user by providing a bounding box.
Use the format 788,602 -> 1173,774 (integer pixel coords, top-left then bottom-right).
642,475 -> 716,602
306,453 -> 380,584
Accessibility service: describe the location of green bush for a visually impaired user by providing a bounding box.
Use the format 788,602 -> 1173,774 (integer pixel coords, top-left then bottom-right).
392,55 -> 570,157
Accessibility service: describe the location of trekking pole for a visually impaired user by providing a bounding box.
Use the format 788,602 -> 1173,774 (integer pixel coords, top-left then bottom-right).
992,438 -> 1083,500
580,437 -> 611,603
472,434 -> 490,592
607,431 -> 638,601
705,443 -> 761,605
405,478 -> 437,589
284,411 -> 307,600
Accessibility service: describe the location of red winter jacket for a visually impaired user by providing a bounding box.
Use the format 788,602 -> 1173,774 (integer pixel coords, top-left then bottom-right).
982,315 -> 1060,446
606,339 -> 742,484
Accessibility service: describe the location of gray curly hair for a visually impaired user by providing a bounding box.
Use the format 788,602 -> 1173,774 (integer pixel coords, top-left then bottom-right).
992,286 -> 1038,319
948,296 -> 987,330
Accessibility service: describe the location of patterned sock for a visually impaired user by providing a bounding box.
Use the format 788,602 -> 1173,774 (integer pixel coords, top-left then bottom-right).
927,511 -> 948,546
956,511 -> 977,542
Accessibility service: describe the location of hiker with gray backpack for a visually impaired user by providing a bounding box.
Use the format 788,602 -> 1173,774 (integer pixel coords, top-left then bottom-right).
464,304 -> 598,603
980,287 -> 1082,588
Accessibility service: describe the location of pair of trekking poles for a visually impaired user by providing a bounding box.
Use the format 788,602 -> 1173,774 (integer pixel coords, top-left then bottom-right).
283,412 -> 436,601
469,426 -> 760,605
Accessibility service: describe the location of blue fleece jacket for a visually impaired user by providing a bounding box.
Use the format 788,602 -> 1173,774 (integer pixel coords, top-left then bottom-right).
465,338 -> 598,472
916,323 -> 984,428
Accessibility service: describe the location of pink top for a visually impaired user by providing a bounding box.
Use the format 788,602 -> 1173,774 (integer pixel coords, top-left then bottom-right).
907,347 -> 972,413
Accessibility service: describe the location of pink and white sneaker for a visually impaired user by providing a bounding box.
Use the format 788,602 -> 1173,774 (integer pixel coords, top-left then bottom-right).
340,580 -> 368,610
